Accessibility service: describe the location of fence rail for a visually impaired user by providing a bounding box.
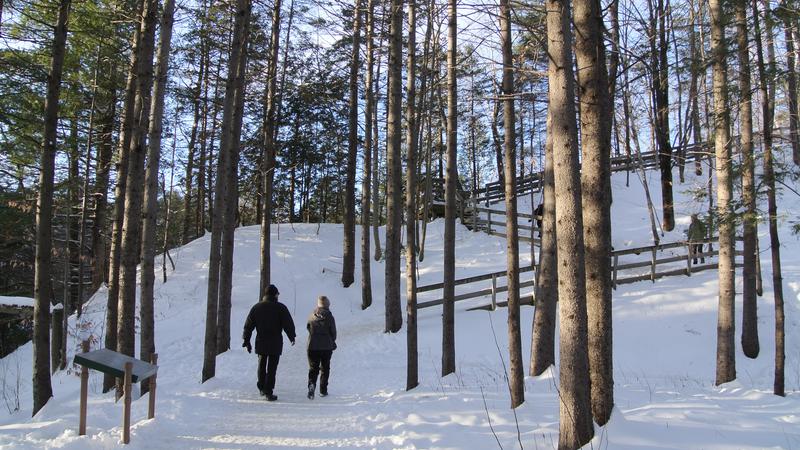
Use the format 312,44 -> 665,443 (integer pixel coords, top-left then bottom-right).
415,235 -> 741,310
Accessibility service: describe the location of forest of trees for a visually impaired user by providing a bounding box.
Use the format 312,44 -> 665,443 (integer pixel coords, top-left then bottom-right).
1,0 -> 797,445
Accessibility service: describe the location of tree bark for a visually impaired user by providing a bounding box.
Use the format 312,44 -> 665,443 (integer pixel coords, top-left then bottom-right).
105,0 -> 144,393
118,0 -> 158,370
546,0 -> 594,445
259,0 -> 282,300
140,0 -> 175,394
182,47 -> 206,244
782,4 -> 800,165
442,0 -> 457,376
218,1 -> 251,355
499,0 -> 523,408
753,0 -> 785,396
384,0 -> 403,334
735,0 -> 759,359
574,0 -> 614,425
530,109 -> 557,376
342,0 -> 363,288
649,0 -> 674,231
709,0 -> 736,385
204,0 -> 251,382
32,0 -> 71,416
405,0 -> 419,390
361,0 -> 376,310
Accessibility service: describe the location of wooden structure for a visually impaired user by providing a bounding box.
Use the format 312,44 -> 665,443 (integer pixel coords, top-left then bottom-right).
415,236 -> 742,311
73,343 -> 158,444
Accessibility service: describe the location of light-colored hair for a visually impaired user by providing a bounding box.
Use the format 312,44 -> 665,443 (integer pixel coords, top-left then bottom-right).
317,296 -> 330,308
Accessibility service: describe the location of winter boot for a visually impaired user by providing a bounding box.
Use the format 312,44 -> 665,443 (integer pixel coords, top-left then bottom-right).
266,393 -> 278,402
307,382 -> 315,400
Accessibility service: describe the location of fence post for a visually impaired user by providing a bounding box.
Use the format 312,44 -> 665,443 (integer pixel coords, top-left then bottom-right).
472,196 -> 478,231
491,274 -> 497,310
148,354 -> 158,420
487,209 -> 492,234
650,248 -> 657,282
122,362 -> 133,444
78,340 -> 89,436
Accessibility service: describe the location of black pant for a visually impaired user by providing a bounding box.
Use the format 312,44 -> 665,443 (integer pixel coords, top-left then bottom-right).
690,243 -> 705,264
257,354 -> 280,395
307,350 -> 332,394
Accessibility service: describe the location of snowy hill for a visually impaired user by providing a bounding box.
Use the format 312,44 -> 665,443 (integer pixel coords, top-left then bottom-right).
0,161 -> 799,449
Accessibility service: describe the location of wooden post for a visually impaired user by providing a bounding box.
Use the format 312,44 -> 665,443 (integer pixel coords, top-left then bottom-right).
487,209 -> 492,234
122,362 -> 132,444
472,196 -> 477,231
79,340 -> 89,436
148,354 -> 158,419
491,274 -> 497,310
612,254 -> 619,289
686,242 -> 693,275
650,247 -> 657,282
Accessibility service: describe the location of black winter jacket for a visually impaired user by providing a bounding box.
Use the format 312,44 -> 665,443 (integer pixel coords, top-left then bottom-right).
306,307 -> 337,351
243,298 -> 296,356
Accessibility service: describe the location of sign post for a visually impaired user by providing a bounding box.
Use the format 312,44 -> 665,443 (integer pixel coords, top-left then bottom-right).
73,344 -> 159,444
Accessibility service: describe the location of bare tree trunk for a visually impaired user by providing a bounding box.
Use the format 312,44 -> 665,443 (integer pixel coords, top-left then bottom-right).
118,0 -> 158,371
384,0 -> 403,334
182,48 -> 206,244
77,57 -> 100,316
547,0 -> 593,445
753,0 -> 785,396
361,0 -> 376,310
218,11 -> 250,354
689,0 -> 703,176
32,0 -> 71,416
259,0 -> 281,300
710,0 -> 736,385
735,0 -> 759,359
499,0 -> 523,408
649,0 -> 674,231
372,1 -> 388,262
342,0 -> 363,288
140,0 -> 175,395
574,0 -> 614,425
490,95 -> 505,188
530,109 -> 557,376
782,4 -> 800,165
204,0 -> 251,382
91,77 -> 116,292
442,0 -> 457,376
104,0 -> 144,393
405,0 -> 419,390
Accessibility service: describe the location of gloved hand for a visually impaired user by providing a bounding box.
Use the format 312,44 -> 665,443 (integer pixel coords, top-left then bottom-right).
290,339 -> 295,346
242,341 -> 252,353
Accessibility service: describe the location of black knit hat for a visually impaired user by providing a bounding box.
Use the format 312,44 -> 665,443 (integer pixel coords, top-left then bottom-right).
267,284 -> 280,297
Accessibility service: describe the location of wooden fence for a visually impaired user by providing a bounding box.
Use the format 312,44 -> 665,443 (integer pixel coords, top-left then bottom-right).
472,144 -> 706,205
415,235 -> 741,310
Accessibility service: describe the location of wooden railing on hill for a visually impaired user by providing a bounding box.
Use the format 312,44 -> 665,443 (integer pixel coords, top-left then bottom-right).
472,143 -> 706,205
415,235 -> 741,310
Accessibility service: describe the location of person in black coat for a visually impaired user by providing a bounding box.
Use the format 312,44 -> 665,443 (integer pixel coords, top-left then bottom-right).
306,295 -> 337,399
242,284 -> 296,401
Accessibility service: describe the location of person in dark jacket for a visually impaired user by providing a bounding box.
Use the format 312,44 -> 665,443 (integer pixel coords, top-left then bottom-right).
306,295 -> 337,399
687,214 -> 708,264
243,284 -> 296,401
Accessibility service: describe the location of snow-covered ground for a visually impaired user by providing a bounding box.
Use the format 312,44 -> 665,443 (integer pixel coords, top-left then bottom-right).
1,159 -> 799,449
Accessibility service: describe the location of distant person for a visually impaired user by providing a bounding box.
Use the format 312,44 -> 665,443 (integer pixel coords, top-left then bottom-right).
306,296 -> 337,400
534,203 -> 544,237
687,214 -> 707,264
243,284 -> 296,401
